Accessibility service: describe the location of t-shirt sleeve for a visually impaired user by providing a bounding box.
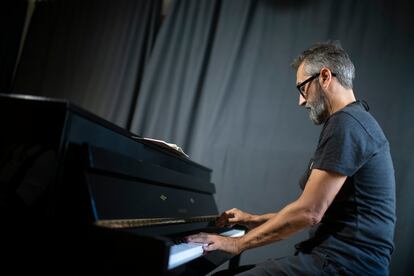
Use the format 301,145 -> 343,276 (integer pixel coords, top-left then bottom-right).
312,113 -> 378,176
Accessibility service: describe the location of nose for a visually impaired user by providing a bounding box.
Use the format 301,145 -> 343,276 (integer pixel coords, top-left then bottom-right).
298,94 -> 306,106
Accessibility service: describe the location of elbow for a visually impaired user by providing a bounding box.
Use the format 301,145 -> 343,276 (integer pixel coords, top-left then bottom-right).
295,200 -> 326,227
303,209 -> 323,226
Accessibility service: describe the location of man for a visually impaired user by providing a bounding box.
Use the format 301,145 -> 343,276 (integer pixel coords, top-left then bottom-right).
187,42 -> 396,275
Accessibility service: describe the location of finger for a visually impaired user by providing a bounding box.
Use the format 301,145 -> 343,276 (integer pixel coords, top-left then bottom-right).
216,212 -> 231,226
228,217 -> 239,223
203,243 -> 217,252
186,233 -> 210,243
220,211 -> 232,219
216,216 -> 229,227
227,208 -> 237,213
224,210 -> 236,218
216,219 -> 225,227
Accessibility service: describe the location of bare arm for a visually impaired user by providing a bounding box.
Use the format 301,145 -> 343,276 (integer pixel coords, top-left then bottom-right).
187,169 -> 347,254
238,169 -> 346,251
248,212 -> 278,228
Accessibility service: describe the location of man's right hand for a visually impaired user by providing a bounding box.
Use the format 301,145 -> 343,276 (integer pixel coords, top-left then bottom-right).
216,208 -> 255,229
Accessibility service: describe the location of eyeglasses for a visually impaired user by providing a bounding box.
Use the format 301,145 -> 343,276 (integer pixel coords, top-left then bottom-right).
296,73 -> 336,99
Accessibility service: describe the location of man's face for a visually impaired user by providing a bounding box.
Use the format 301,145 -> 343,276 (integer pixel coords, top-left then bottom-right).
296,63 -> 329,125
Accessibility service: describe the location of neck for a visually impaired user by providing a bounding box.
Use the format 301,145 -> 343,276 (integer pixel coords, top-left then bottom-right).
327,88 -> 356,115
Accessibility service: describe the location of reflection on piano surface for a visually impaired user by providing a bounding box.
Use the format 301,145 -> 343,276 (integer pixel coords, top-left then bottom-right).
0,93 -> 245,275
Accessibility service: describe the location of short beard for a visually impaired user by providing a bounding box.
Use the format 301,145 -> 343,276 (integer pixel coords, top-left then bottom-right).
306,84 -> 330,125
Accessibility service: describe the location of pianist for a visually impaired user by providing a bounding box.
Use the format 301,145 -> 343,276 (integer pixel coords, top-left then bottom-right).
187,42 -> 396,275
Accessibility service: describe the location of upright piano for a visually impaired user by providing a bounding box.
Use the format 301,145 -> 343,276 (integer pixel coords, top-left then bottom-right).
0,93 -> 244,275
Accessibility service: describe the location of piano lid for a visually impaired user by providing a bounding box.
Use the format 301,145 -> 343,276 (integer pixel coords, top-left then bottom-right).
0,93 -> 211,180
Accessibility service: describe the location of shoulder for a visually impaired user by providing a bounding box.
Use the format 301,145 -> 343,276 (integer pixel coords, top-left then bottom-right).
318,104 -> 388,156
328,109 -> 361,128
321,109 -> 365,140
323,103 -> 386,142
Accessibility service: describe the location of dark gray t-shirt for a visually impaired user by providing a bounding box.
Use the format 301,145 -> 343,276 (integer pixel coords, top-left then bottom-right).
297,100 -> 396,275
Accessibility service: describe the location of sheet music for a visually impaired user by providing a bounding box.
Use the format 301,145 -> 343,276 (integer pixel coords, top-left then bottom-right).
131,136 -> 189,158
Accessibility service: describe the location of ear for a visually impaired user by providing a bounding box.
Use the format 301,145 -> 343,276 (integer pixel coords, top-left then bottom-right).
319,67 -> 333,89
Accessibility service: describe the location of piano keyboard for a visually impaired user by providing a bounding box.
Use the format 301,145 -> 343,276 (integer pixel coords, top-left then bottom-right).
168,229 -> 246,270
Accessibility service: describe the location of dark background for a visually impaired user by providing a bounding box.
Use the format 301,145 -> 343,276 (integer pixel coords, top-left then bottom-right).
1,0 -> 413,274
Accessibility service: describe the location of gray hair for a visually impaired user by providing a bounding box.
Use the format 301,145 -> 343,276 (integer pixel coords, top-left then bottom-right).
291,41 -> 355,89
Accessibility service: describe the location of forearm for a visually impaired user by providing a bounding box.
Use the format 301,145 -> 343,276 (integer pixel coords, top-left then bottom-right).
239,201 -> 318,251
247,212 -> 278,229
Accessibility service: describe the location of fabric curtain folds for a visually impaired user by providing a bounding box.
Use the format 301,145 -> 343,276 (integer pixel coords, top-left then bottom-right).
12,0 -> 161,128
130,0 -> 414,274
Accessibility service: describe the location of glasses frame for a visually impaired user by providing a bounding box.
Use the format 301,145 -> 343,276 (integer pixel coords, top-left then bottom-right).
296,72 -> 336,99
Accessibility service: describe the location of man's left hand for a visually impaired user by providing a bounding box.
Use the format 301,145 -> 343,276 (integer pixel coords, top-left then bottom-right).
185,233 -> 243,255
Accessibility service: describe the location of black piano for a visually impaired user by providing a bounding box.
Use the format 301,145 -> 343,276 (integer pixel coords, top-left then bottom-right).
0,93 -> 244,275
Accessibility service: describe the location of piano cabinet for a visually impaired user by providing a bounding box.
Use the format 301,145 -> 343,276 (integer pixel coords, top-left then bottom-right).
0,93 -> 244,275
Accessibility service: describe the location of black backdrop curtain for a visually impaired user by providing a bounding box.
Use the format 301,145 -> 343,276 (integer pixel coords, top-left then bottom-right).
12,0 -> 161,128
0,0 -> 27,92
130,0 -> 414,274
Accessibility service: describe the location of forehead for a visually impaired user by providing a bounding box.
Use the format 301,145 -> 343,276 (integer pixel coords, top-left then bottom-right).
296,62 -> 307,85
